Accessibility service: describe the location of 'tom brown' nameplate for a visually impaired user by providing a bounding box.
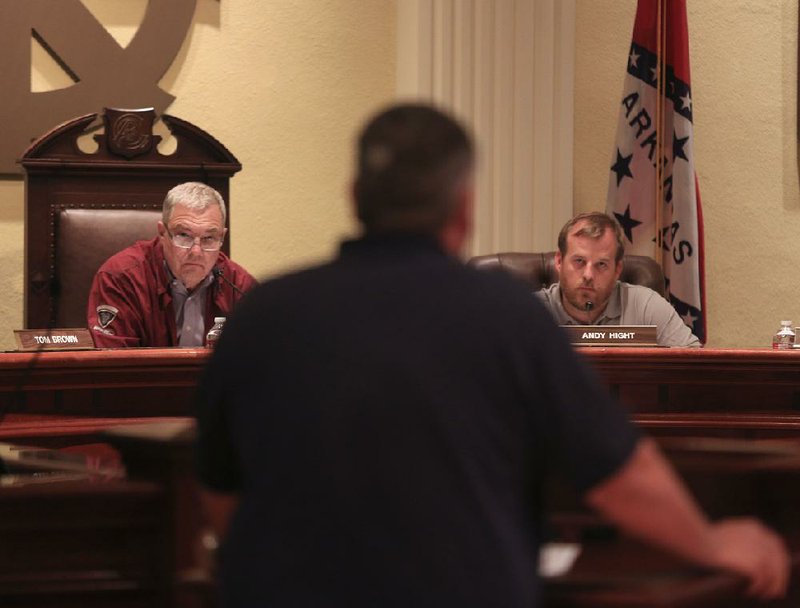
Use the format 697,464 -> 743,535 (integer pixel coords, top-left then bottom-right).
14,328 -> 95,351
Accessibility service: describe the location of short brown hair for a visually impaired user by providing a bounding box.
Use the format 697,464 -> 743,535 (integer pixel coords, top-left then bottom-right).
557,212 -> 625,262
353,103 -> 474,236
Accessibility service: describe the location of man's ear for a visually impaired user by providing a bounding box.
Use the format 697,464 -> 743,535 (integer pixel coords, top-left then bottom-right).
439,183 -> 473,257
614,259 -> 624,281
349,180 -> 360,221
157,221 -> 166,237
554,250 -> 563,274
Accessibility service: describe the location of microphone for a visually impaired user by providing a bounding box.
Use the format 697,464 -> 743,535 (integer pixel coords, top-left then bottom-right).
584,300 -> 594,325
213,267 -> 245,298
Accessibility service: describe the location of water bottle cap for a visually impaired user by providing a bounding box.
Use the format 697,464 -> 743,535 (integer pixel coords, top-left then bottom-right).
214,317 -> 226,324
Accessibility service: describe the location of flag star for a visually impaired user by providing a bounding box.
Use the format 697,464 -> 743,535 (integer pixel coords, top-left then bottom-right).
681,310 -> 697,328
610,149 -> 634,186
680,93 -> 692,111
629,50 -> 640,69
613,205 -> 643,243
650,66 -> 659,84
673,131 -> 689,162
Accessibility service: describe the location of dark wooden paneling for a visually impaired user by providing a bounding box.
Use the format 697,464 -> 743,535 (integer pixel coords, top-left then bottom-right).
0,349 -> 206,421
582,347 -> 800,413
0,348 -> 797,606
0,480 -> 168,608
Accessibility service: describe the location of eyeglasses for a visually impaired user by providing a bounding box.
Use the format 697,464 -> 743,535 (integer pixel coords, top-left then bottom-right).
166,228 -> 224,252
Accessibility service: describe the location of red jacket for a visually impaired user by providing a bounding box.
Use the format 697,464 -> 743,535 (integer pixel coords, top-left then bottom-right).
88,237 -> 257,348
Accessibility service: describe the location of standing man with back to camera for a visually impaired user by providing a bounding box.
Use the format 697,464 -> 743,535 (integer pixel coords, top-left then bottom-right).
195,103 -> 787,607
88,182 -> 257,348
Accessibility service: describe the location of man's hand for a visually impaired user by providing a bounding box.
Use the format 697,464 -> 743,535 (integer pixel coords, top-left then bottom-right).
705,518 -> 790,600
200,488 -> 239,542
587,439 -> 791,601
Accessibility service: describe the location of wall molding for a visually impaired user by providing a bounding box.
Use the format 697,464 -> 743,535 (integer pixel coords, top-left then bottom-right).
397,0 -> 575,256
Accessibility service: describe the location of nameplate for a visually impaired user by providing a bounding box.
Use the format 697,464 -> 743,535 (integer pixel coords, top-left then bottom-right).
561,325 -> 658,347
14,328 -> 95,351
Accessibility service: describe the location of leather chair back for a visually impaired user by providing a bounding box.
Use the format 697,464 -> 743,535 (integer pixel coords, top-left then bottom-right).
56,209 -> 161,328
467,251 -> 666,297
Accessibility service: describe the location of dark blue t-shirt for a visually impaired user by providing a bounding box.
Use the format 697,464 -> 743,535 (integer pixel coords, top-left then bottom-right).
196,235 -> 638,608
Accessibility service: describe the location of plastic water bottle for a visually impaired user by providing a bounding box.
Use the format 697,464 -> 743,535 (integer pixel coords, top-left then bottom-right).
205,317 -> 226,349
771,320 -> 795,350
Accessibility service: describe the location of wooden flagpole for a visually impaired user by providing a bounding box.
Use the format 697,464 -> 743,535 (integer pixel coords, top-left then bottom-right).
654,0 -> 666,269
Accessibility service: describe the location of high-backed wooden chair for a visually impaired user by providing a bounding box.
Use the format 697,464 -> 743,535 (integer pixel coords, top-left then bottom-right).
20,108 -> 241,329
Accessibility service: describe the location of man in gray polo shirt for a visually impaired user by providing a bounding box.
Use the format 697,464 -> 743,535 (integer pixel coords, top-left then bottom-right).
537,212 -> 700,347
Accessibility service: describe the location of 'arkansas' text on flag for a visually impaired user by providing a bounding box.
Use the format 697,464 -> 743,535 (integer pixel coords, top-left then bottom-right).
606,0 -> 706,343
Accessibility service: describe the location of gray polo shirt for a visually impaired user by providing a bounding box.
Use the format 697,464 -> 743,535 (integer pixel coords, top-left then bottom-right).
536,281 -> 700,348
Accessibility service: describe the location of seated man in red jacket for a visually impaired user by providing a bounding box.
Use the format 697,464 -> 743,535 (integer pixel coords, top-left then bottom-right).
88,182 -> 257,348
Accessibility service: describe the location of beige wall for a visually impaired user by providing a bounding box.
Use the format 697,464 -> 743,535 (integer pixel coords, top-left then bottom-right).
576,0 -> 800,347
0,0 -> 396,350
3,1 -> 798,350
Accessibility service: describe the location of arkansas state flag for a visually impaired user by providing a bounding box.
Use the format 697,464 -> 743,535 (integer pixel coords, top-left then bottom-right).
606,0 -> 706,343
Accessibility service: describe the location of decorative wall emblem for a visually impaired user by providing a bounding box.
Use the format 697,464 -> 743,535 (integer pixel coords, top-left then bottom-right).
0,0 -> 197,175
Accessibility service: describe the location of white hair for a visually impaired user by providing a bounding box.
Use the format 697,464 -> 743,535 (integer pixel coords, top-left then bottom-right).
162,182 -> 227,225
